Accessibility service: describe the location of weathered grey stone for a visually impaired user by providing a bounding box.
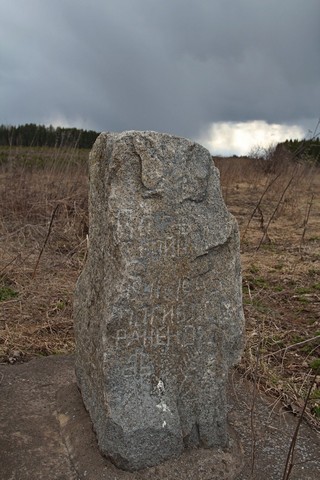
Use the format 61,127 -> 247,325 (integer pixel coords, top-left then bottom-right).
74,131 -> 245,471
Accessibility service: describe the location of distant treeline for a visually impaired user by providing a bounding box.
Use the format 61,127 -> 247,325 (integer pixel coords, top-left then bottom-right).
1,123 -> 319,163
278,137 -> 320,163
0,123 -> 100,149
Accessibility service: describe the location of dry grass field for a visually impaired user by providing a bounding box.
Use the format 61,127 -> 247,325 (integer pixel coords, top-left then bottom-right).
0,145 -> 319,429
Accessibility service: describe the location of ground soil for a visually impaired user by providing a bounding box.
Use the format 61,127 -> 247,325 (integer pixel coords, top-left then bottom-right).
1,355 -> 320,480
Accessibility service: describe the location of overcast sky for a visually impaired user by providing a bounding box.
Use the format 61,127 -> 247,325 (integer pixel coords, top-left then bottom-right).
1,0 -> 319,154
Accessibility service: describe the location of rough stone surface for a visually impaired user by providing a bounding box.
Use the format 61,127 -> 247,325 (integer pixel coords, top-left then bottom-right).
74,131 -> 245,471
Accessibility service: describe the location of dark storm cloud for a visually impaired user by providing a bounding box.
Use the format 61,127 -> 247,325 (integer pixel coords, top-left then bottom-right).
1,0 -> 319,139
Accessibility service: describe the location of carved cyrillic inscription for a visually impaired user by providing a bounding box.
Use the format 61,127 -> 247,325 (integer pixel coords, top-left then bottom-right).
119,275 -> 209,304
113,324 -> 213,350
110,301 -> 215,352
113,209 -> 194,258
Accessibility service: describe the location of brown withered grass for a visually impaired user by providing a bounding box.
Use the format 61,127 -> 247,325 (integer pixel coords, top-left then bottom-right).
0,146 -> 88,358
0,146 -> 319,428
215,155 -> 320,428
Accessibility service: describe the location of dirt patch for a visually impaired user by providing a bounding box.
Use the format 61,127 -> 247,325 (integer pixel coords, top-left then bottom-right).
1,355 -> 320,479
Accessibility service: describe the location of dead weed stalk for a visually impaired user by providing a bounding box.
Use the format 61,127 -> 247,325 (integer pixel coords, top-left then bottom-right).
282,368 -> 319,480
32,204 -> 60,279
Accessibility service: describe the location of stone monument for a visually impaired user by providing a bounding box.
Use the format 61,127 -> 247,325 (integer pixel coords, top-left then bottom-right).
74,131 -> 245,471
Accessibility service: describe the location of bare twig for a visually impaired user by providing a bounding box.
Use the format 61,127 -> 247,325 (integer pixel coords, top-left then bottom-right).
282,369 -> 319,480
0,254 -> 21,275
241,173 -> 281,241
257,172 -> 296,250
0,224 -> 45,241
250,322 -> 262,476
299,192 -> 314,258
244,124 -> 320,246
32,204 -> 60,279
263,335 -> 320,357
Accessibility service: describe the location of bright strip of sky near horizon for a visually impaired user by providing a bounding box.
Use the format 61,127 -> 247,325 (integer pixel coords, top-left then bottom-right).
0,0 -> 319,155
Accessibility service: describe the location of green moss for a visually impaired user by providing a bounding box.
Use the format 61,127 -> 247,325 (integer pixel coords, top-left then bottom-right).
273,285 -> 284,292
308,268 -> 320,277
310,358 -> 320,372
274,263 -> 284,271
310,389 -> 320,400
56,300 -> 66,310
301,345 -> 314,353
312,406 -> 320,418
252,300 -> 270,313
292,335 -> 304,344
296,287 -> 312,294
0,286 -> 18,302
296,296 -> 311,304
245,276 -> 269,289
243,298 -> 252,305
249,264 -> 259,274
